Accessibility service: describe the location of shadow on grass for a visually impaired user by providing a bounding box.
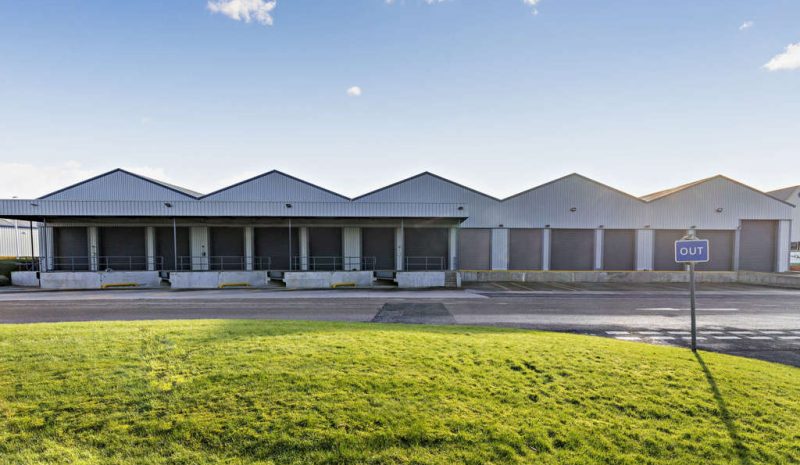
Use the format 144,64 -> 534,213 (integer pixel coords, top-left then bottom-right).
694,352 -> 752,465
192,319 -> 517,346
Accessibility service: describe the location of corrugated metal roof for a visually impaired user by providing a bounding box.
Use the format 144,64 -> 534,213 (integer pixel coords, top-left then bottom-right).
0,169 -> 793,230
641,175 -> 794,207
0,200 -> 468,219
353,172 -> 501,202
768,185 -> 800,203
40,169 -> 201,200
640,177 -> 714,202
201,170 -> 349,202
504,173 -> 647,203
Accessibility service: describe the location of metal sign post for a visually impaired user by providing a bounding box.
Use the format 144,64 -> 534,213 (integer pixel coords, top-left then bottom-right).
675,234 -> 710,353
689,261 -> 696,352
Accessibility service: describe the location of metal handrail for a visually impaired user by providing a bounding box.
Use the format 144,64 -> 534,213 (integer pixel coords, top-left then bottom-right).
404,256 -> 446,271
177,256 -> 271,271
35,256 -> 165,272
15,259 -> 39,272
291,256 -> 377,271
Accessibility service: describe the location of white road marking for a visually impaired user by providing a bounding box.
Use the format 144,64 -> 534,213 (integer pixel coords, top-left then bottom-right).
779,336 -> 800,340
746,336 -> 773,340
681,336 -> 707,340
759,331 -> 785,335
714,336 -> 740,340
649,336 -> 675,340
729,331 -> 755,335
615,336 -> 641,341
637,308 -> 739,312
606,331 -> 630,335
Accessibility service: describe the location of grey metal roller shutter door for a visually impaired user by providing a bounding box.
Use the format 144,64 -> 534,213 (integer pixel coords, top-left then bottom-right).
404,228 -> 449,270
458,229 -> 491,270
155,227 -> 190,270
509,229 -> 543,270
309,227 -> 343,270
653,230 -> 686,271
603,230 -> 636,271
254,227 -> 299,271
209,227 -> 244,270
54,227 -> 89,270
739,221 -> 777,272
99,227 -> 147,270
550,229 -> 594,271
695,230 -> 734,271
362,228 -> 395,271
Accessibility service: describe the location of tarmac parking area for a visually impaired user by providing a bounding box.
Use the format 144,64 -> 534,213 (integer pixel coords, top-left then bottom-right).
1,282 -> 799,366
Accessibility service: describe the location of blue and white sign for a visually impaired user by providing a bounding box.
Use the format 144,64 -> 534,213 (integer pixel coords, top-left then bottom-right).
675,239 -> 710,263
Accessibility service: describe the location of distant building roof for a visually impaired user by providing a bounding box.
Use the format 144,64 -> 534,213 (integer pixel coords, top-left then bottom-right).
767,185 -> 800,203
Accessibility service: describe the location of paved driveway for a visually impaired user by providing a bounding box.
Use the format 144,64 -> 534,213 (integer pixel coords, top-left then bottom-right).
1,283 -> 799,366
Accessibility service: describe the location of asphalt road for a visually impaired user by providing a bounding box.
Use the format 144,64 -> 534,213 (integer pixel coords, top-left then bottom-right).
1,283 -> 799,367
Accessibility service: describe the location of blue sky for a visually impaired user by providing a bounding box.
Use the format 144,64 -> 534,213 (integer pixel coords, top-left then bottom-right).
0,0 -> 798,199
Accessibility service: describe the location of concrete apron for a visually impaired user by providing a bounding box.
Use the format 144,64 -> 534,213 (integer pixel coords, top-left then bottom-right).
462,270 -> 800,290
460,270 -> 740,284
12,270 -> 800,290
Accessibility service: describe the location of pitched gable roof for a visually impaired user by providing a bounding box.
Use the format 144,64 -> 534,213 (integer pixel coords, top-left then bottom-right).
768,185 -> 800,203
39,169 -> 200,200
353,172 -> 501,202
641,175 -> 794,206
639,177 -> 712,202
503,173 -> 646,203
200,170 -> 349,201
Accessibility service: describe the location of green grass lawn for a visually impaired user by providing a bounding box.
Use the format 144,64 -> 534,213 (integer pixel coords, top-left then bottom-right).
1,321 -> 798,465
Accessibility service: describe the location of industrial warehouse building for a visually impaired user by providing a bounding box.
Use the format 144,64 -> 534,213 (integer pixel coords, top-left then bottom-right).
0,219 -> 39,258
0,169 -> 793,289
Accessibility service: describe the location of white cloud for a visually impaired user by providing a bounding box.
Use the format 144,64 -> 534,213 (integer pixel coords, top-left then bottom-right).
208,0 -> 277,26
522,0 -> 541,14
346,86 -> 363,97
0,162 -> 175,199
764,42 -> 800,71
739,20 -> 753,31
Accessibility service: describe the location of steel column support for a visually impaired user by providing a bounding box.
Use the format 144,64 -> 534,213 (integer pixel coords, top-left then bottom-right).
87,226 -> 99,271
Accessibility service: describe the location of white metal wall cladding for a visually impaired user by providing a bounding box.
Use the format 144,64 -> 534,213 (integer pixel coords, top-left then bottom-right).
647,178 -> 793,230
42,171 -> 195,201
0,225 -> 39,256
501,175 -> 649,229
490,229 -> 509,270
202,172 -> 347,202
354,174 -> 500,228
